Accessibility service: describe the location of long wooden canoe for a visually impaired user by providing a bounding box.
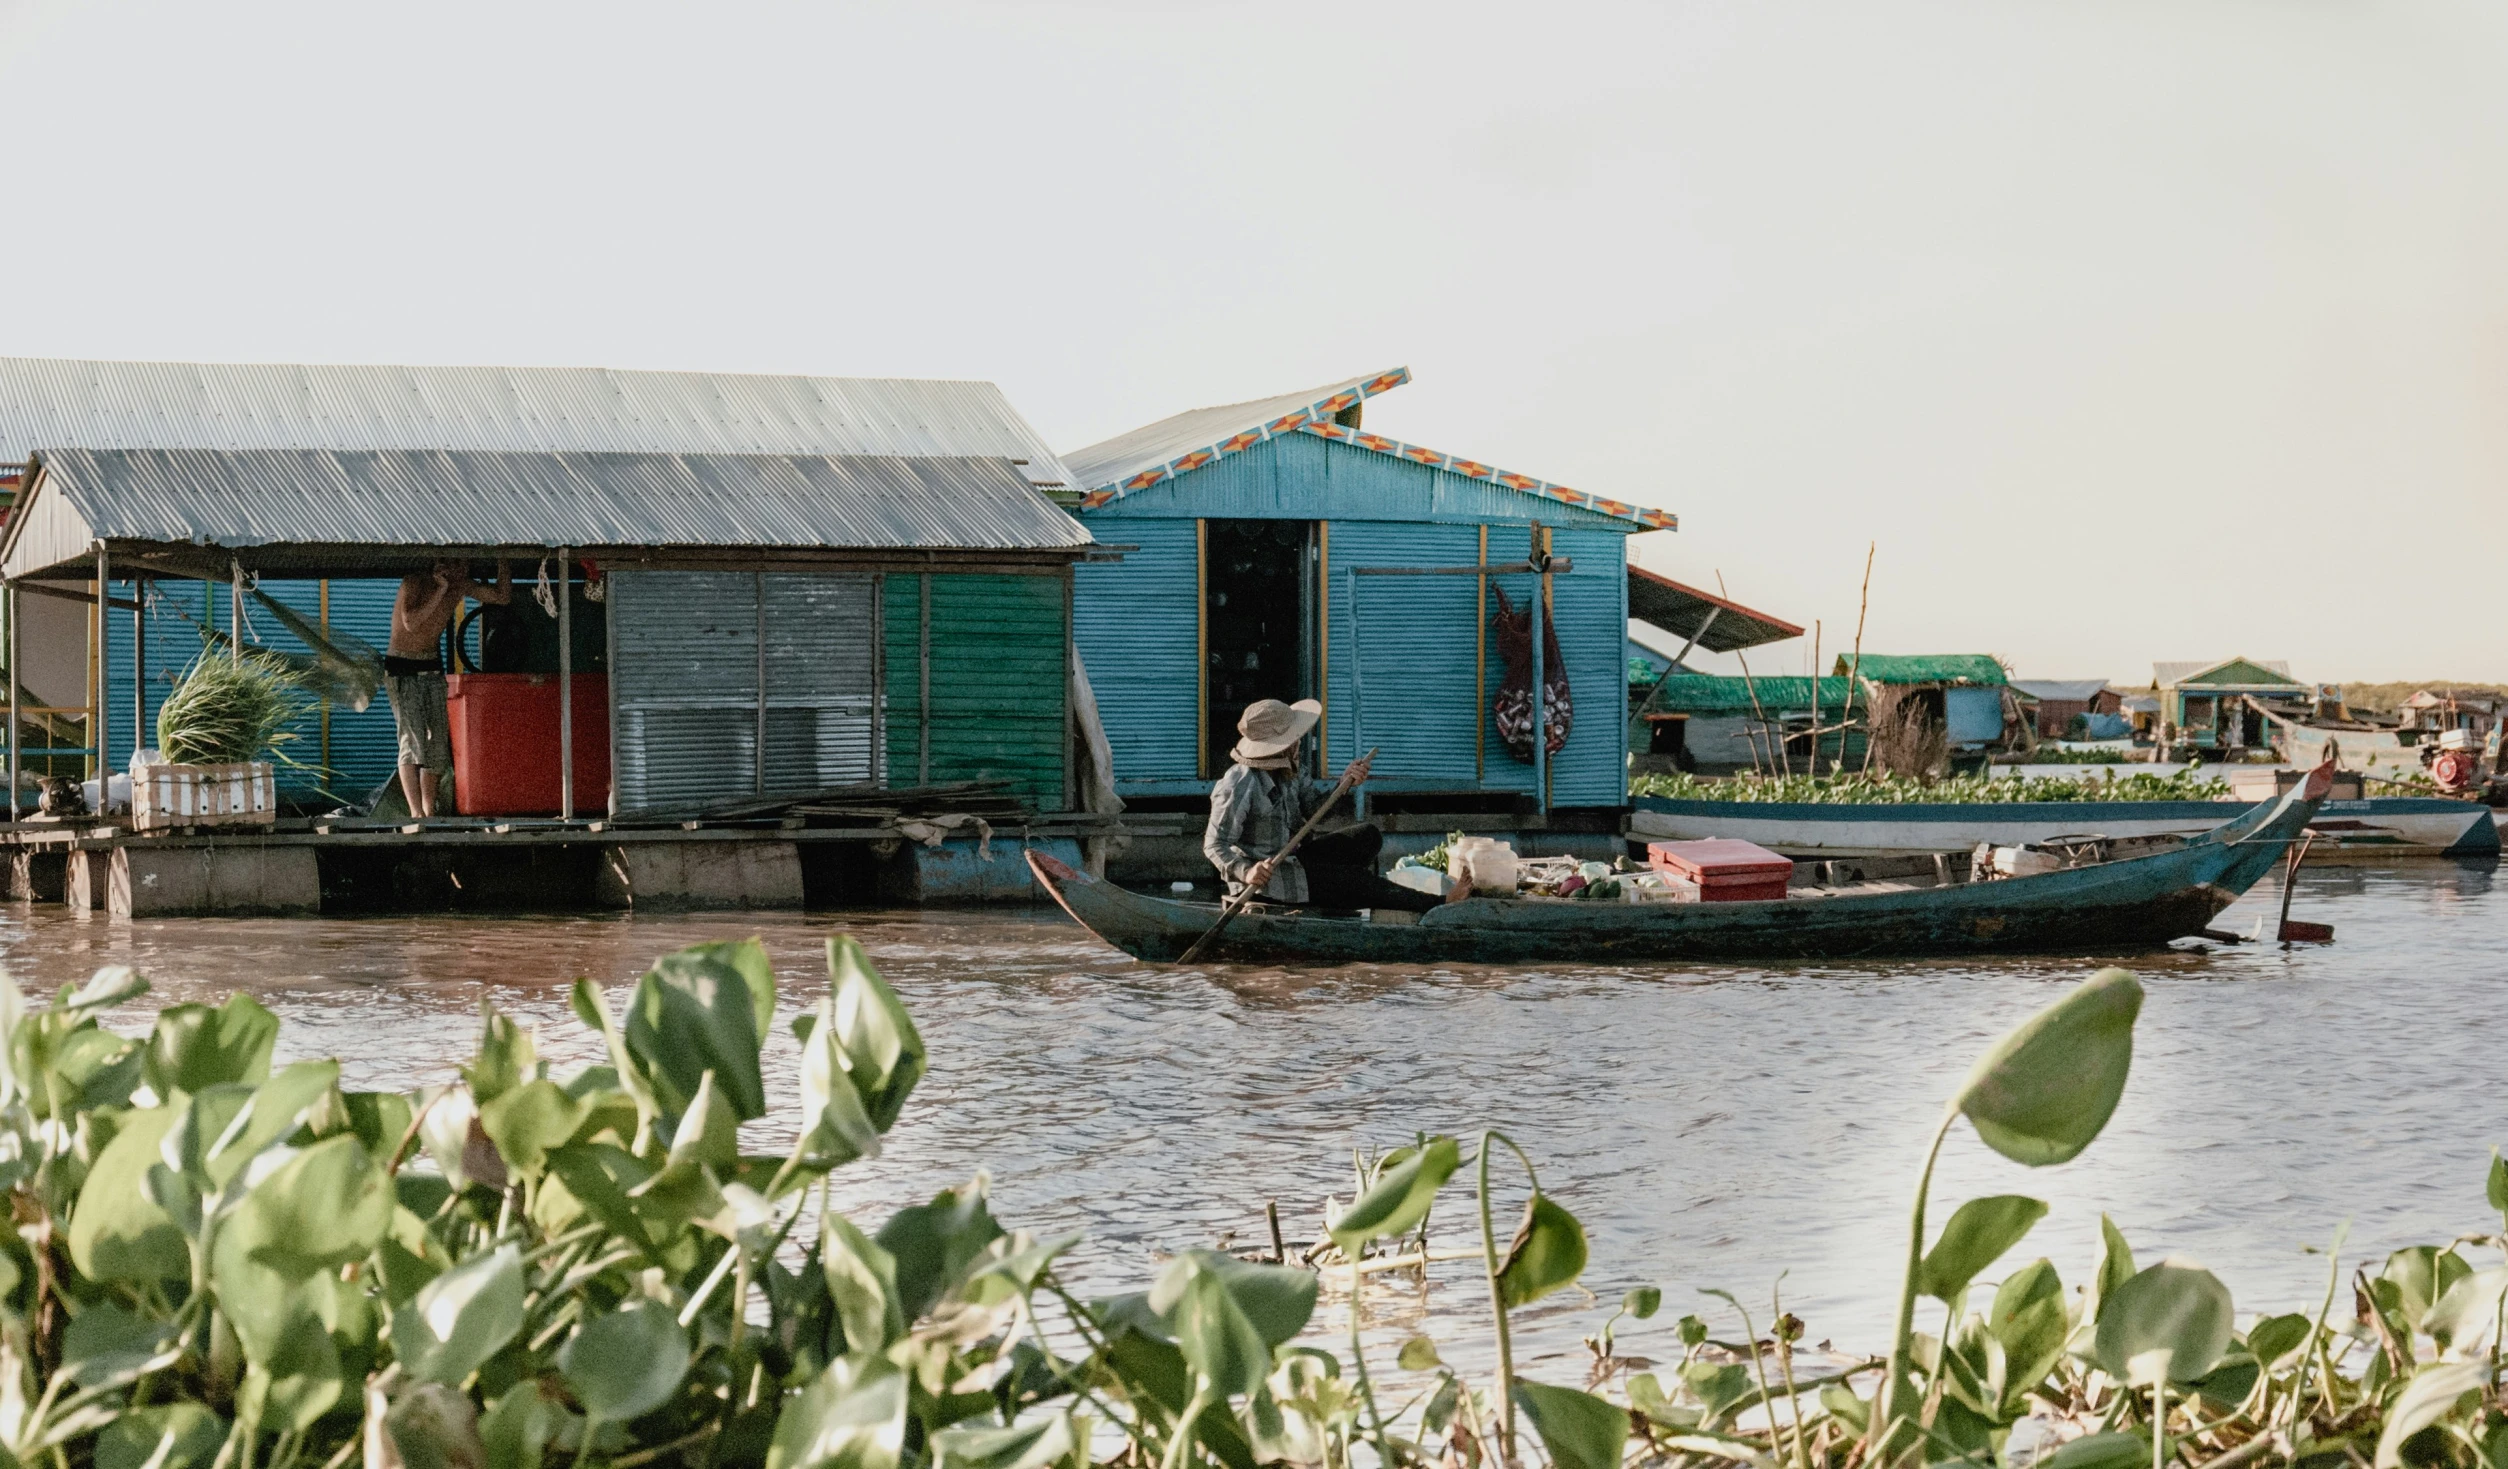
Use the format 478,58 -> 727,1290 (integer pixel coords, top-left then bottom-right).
1628,793 -> 2499,861
1029,773 -> 2330,966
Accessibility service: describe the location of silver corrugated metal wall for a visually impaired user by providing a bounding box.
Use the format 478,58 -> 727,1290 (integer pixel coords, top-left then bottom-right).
609,570 -> 878,812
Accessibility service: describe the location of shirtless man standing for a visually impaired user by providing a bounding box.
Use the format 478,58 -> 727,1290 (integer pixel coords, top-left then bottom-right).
386,559 -> 511,816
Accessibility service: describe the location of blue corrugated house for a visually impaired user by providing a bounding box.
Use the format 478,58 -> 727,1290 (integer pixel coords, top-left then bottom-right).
1065,368 -> 1675,812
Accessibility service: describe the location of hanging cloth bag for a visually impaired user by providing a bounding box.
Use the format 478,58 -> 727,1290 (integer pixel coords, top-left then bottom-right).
1490,583 -> 1572,763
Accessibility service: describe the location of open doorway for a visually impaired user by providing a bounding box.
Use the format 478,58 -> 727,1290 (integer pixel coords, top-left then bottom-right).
1204,519 -> 1313,776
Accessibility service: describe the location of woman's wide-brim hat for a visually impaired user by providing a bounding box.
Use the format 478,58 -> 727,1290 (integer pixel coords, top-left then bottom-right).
1232,698 -> 1322,762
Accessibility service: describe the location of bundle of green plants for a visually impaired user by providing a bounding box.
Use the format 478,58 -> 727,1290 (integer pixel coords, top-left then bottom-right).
1634,766 -> 2232,804
154,652 -> 312,765
0,945 -> 2495,1469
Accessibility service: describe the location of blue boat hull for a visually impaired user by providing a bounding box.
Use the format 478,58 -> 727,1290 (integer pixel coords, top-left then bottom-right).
1629,795 -> 2500,859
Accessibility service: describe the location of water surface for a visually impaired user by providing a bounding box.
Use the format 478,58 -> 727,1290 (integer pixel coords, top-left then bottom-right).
3,863 -> 2498,1375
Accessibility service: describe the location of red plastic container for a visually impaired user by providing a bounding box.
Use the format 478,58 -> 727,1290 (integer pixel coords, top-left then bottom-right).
1646,838 -> 1794,902
446,673 -> 612,816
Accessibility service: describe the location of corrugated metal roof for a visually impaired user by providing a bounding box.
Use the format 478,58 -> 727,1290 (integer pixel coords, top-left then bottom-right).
1842,654 -> 2008,687
8,448 -> 1091,576
2011,679 -> 2114,703
1627,567 -> 1798,652
0,357 -> 1078,489
1062,369 -> 1406,492
2153,658 -> 2301,689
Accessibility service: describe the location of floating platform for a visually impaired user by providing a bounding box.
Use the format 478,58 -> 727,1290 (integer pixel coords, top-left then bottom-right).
0,817 -> 1102,918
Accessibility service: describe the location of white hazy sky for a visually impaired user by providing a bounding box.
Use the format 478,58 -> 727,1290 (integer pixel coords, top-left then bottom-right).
2,0 -> 2502,683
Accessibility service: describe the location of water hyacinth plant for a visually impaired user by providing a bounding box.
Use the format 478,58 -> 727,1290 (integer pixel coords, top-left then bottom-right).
1631,769 -> 2231,805
0,947 -> 2496,1469
154,653 -> 314,765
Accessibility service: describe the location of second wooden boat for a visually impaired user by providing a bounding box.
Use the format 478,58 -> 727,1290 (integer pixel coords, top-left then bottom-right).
1031,767 -> 2333,965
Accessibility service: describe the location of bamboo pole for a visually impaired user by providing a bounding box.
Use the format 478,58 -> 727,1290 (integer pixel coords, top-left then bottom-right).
1846,543 -> 1874,773
1719,571 -> 1781,776
1809,619 -> 1822,774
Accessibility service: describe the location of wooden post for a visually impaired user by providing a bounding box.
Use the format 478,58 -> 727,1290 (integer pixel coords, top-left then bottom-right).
918,572 -> 932,787
1808,619 -> 1822,774
1530,524 -> 1548,815
1719,571 -> 1781,776
5,581 -> 15,820
132,575 -> 146,762
1847,542 -> 1874,773
753,570 -> 768,796
94,543 -> 109,781
229,562 -> 242,662
559,548 -> 574,820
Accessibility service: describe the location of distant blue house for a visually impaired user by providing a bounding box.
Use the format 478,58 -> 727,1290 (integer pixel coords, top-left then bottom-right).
1064,369 -> 1677,811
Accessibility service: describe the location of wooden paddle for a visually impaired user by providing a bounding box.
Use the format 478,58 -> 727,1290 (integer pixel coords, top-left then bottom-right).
1177,747 -> 1378,965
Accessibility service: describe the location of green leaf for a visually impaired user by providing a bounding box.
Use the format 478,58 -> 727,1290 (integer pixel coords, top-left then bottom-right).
542,1144 -> 673,1265
1624,1286 -> 1663,1319
822,1213 -> 905,1354
478,1079 -> 587,1183
226,1135 -> 393,1278
2426,1268 -> 2508,1355
797,997 -> 887,1170
1952,968 -> 2142,1166
206,1061 -> 341,1186
2375,1361 -> 2489,1469
1989,1259 -> 2070,1411
2096,1216 -> 2136,1302
240,1316 -> 342,1432
380,1382 -> 485,1469
1511,1378 -> 1629,1469
1194,1253 -> 1317,1347
2093,1259 -> 2235,1386
931,1412 -> 1077,1469
95,1404 -> 225,1469
1398,1336 -> 1443,1371
2381,1247 -> 2471,1333
61,1300 -> 176,1384
571,979 -> 660,1142
2489,1150 -> 2508,1217
2037,1431 -> 2152,1469
768,1352 -> 909,1469
65,964 -> 150,1012
2244,1313 -> 2310,1369
1498,1193 -> 1589,1308
625,949 -> 769,1122
393,1244 -> 526,1387
876,1180 -> 1004,1321
1681,1361 -> 1753,1420
824,936 -> 924,1132
667,1069 -> 742,1171
1158,1255 -> 1273,1399
1916,1195 -> 2048,1306
1677,1314 -> 1708,1348
682,937 -> 778,1044
462,1001 -> 536,1104
479,1381 -> 573,1469
143,994 -> 279,1097
67,1105 -> 187,1282
558,1298 -> 691,1426
1327,1135 -> 1460,1257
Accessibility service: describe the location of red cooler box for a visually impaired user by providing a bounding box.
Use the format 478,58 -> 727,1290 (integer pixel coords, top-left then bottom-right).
446,673 -> 612,816
1646,838 -> 1794,902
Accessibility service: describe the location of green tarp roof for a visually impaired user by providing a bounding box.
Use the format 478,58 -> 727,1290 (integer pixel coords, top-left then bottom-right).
1644,674 -> 1857,713
1836,653 -> 2006,687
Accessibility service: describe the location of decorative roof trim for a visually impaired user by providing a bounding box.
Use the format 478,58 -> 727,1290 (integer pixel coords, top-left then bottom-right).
1075,368 -> 1676,533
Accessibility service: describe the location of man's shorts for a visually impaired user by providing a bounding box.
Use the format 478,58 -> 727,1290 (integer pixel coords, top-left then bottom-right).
386,671 -> 451,772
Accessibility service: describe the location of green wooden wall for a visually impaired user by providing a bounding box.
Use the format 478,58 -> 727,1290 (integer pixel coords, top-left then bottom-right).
882,570 -> 1070,809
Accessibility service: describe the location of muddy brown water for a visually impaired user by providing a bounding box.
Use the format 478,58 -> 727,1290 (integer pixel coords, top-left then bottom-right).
1,862 -> 2498,1377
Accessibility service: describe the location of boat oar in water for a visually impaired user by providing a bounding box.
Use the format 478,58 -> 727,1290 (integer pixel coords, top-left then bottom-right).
2278,831 -> 2333,943
1176,747 -> 1378,965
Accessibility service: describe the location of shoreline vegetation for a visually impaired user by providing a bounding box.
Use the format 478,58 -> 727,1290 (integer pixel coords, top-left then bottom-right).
0,946 -> 2495,1469
1630,770 -> 2235,804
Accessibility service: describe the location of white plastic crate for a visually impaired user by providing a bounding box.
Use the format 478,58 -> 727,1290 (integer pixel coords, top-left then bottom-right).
131,762 -> 278,831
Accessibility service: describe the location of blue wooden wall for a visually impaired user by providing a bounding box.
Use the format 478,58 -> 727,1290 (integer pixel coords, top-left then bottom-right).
1074,434 -> 1640,806
103,578 -> 403,803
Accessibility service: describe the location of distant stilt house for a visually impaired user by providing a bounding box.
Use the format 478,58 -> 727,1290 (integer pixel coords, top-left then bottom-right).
1840,654 -> 2015,777
2010,679 -> 2126,740
1622,569 -> 1807,774
1063,369 -> 1675,817
1633,674 -> 1856,776
2151,658 -> 2311,756
2398,689 -> 2505,746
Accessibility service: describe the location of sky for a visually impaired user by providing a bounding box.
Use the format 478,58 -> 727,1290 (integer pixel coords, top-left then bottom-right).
0,0 -> 2502,683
